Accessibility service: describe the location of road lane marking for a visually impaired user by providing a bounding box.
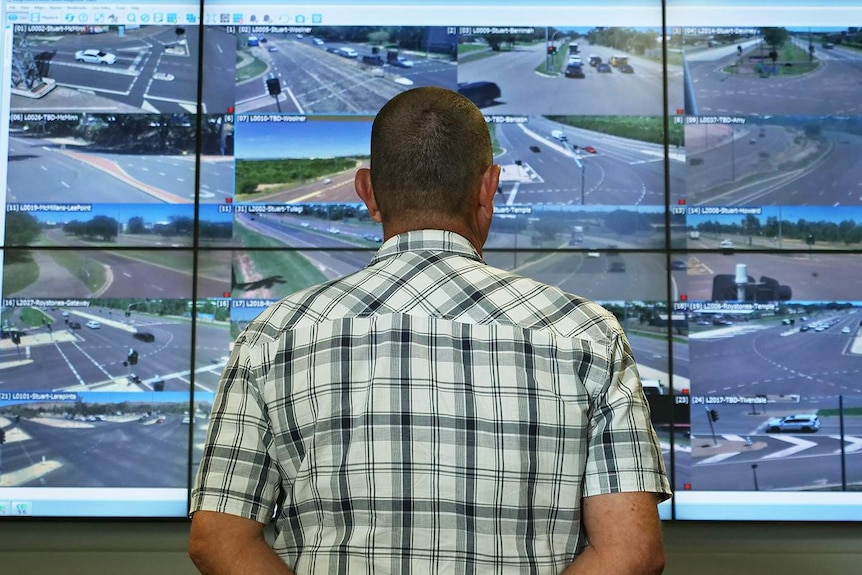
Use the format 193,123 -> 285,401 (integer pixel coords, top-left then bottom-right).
762,435 -> 818,459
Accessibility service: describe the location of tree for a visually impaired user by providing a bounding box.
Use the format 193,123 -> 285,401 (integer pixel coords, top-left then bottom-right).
127,216 -> 146,234
760,27 -> 789,49
5,211 -> 41,245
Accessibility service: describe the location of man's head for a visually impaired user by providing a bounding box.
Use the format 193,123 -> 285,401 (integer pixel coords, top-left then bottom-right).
355,87 -> 500,251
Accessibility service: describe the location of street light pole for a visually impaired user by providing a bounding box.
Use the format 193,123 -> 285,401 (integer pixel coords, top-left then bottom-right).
751,463 -> 759,491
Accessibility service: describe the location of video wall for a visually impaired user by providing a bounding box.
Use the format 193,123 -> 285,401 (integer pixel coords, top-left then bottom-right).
0,0 -> 861,520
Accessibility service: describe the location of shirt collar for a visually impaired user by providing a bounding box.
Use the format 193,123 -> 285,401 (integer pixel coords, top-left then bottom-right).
367,230 -> 485,267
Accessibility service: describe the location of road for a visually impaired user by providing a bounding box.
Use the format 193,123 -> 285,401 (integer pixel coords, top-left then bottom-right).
493,117 -> 682,206
684,252 -> 862,301
458,39 -> 682,116
236,36 -> 457,114
685,37 -> 862,116
685,123 -> 862,206
237,160 -> 365,204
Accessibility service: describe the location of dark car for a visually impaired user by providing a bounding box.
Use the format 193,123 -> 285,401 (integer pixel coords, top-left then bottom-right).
529,145 -> 541,153
607,261 -> 626,273
596,63 -> 612,73
619,64 -> 634,73
457,81 -> 501,108
564,63 -> 585,78
361,54 -> 384,65
133,332 -> 155,343
68,321 -> 82,329
670,259 -> 687,270
588,55 -> 602,67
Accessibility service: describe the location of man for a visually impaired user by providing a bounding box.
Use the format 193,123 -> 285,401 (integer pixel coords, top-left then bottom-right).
189,87 -> 671,574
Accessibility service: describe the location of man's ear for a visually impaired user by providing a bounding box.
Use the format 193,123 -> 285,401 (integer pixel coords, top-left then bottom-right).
355,167 -> 382,223
477,164 -> 501,214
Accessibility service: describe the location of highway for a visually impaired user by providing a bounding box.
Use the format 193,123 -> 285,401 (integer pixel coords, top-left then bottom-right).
458,38 -> 682,116
685,37 -> 862,117
685,122 -> 862,206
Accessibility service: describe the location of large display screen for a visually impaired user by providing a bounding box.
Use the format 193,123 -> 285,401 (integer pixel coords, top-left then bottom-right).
0,0 -> 860,521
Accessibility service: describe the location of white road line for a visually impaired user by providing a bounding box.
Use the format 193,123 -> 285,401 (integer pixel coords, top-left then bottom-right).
700,452 -> 740,464
762,435 -> 818,459
829,435 -> 862,454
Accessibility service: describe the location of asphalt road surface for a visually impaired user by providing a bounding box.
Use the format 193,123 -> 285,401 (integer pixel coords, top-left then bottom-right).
685,38 -> 862,117
458,39 -> 682,116
238,160 -> 365,204
685,124 -> 862,206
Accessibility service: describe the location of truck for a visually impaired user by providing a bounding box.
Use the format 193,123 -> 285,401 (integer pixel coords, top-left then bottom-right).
551,129 -> 567,142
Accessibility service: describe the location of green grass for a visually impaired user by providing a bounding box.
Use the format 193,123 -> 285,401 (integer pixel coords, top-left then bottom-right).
534,51 -> 567,75
50,251 -> 107,292
817,408 -> 862,417
1,252 -> 39,295
19,306 -> 53,327
458,44 -> 488,55
490,125 -> 503,156
236,57 -> 268,83
546,116 -> 667,145
233,226 -> 328,293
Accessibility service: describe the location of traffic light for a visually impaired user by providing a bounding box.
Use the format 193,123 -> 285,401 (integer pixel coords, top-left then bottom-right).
11,332 -> 20,345
806,233 -> 815,246
0,428 -> 5,445
128,349 -> 139,366
547,45 -> 557,55
709,409 -> 720,422
266,77 -> 282,96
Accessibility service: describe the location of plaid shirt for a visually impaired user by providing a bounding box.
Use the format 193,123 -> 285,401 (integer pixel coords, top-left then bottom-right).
191,229 -> 671,574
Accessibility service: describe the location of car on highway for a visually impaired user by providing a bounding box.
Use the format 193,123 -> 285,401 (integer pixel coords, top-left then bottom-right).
156,416 -> 167,424
609,55 -> 629,67
799,325 -> 810,332
719,239 -> 735,248
607,261 -> 626,273
582,145 -> 597,154
390,56 -> 415,68
670,258 -> 687,270
133,332 -> 155,342
326,47 -> 339,54
312,38 -> 324,45
327,227 -> 340,234
588,55 -> 602,67
85,320 -> 101,329
529,145 -> 541,152
267,46 -> 279,52
765,414 -> 821,433
362,54 -> 385,65
596,63 -> 612,73
842,326 -> 852,334
335,47 -> 358,58
564,62 -> 585,78
586,251 -> 600,258
619,64 -> 634,73
68,321 -> 82,329
823,42 -> 835,49
75,49 -> 117,65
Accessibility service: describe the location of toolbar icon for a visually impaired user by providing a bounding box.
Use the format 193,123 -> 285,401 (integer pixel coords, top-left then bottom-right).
140,13 -> 150,23
167,13 -> 177,23
312,13 -> 322,24
295,14 -> 306,24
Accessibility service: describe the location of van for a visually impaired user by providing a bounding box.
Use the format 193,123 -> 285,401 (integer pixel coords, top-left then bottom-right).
551,129 -> 567,142
609,55 -> 629,67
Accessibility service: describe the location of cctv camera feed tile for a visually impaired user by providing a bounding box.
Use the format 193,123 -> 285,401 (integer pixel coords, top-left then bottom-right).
680,252 -> 861,302
231,26 -> 457,115
490,115 -> 683,208
10,25 -> 202,114
683,300 -> 862,492
1,248 -> 198,299
681,26 -> 862,117
0,392 -> 191,489
3,204 -> 231,249
0,298 -> 194,393
457,27 -> 682,117
685,206 -> 862,251
684,117 -> 862,206
7,113 -> 200,205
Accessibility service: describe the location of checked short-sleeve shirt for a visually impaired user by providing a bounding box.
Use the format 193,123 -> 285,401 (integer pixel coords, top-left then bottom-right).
191,229 -> 671,574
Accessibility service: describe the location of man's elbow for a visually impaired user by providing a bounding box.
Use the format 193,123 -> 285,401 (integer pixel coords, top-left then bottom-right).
188,529 -> 213,573
639,538 -> 666,575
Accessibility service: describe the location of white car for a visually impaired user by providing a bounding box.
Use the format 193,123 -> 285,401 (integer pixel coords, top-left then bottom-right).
842,326 -> 852,334
85,320 -> 101,329
336,47 -> 358,58
75,49 -> 117,65
719,239 -> 735,249
312,38 -> 325,46
765,414 -> 821,433
391,56 -> 415,68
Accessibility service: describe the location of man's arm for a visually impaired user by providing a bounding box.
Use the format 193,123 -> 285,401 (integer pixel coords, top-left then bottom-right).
561,491 -> 665,575
189,510 -> 294,575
